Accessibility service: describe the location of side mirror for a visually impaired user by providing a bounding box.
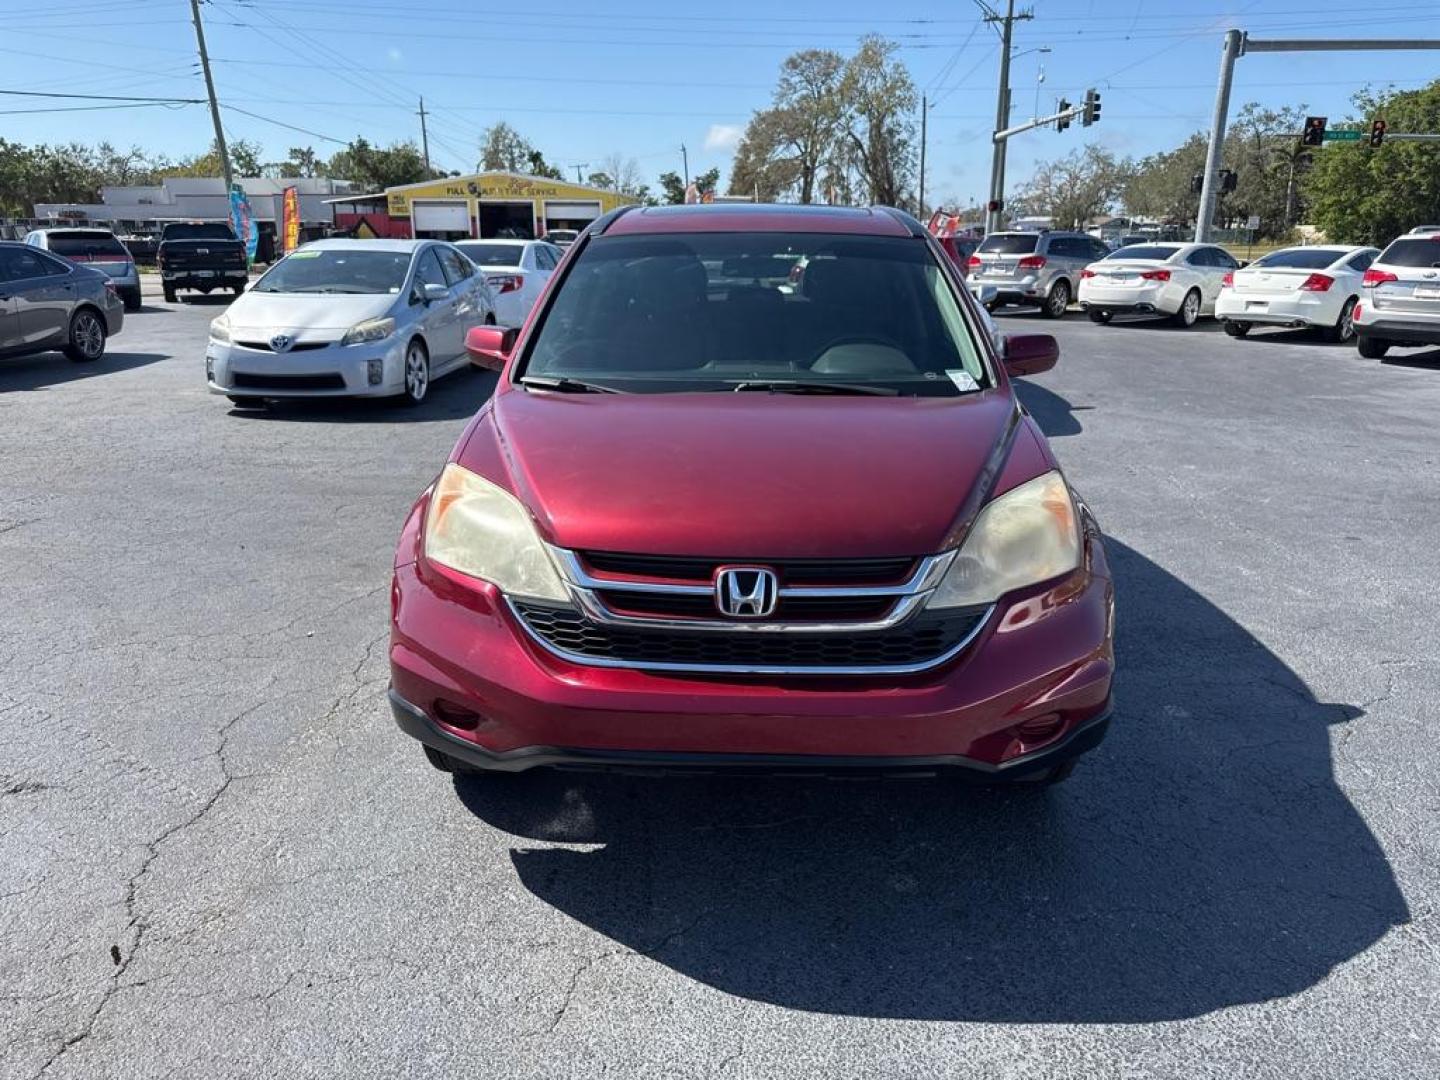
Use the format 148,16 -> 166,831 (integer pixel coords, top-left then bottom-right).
1003,333 -> 1059,377
421,282 -> 448,304
466,325 -> 516,371
1236,260 -> 1250,269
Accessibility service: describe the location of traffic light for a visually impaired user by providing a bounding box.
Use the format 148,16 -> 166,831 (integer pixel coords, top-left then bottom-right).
987,199 -> 1003,213
1301,116 -> 1327,147
1370,119 -> 1387,147
1220,169 -> 1238,194
1056,99 -> 1071,133
1082,88 -> 1101,127
1190,173 -> 1204,195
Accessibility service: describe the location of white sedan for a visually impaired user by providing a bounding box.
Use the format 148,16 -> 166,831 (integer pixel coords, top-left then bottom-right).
1077,243 -> 1240,327
206,239 -> 497,408
1214,245 -> 1379,341
455,239 -> 562,328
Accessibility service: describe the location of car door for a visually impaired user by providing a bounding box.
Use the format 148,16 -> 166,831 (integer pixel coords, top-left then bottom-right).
1207,248 -> 1239,312
435,244 -> 486,371
1184,247 -> 1221,312
0,249 -> 23,348
1341,250 -> 1376,297
411,246 -> 463,362
5,248 -> 74,345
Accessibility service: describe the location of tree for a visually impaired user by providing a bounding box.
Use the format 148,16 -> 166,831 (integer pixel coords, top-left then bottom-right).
325,138 -> 430,190
162,138 -> 264,180
479,122 -> 533,172
1020,146 -> 1132,229
1123,133 -> 1209,224
839,36 -> 917,208
269,146 -> 321,179
596,152 -> 644,194
657,167 -> 720,204
586,171 -> 614,190
1304,80 -> 1440,245
728,111 -> 799,202
525,148 -> 563,180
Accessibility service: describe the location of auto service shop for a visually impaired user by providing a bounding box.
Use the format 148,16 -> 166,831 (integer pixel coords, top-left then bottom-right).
328,172 -> 637,242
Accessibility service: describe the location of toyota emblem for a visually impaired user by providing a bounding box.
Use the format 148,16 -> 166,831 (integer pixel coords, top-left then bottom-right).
269,333 -> 293,352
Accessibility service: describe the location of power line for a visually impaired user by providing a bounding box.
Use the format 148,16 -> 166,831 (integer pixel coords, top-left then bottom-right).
0,101 -> 191,116
220,104 -> 346,144
0,88 -> 202,104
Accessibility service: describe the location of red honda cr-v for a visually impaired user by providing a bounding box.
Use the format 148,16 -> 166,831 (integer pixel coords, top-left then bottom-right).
389,204 -> 1114,784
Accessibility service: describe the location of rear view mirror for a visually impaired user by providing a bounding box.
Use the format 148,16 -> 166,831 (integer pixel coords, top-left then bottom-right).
1002,333 -> 1059,377
466,325 -> 516,371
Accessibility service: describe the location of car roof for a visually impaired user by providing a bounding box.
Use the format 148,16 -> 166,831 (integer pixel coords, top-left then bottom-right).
605,203 -> 913,237
456,238 -> 531,246
29,227 -> 116,234
302,238 -> 430,253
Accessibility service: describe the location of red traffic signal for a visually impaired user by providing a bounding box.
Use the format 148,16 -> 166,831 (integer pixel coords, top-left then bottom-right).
1301,116 -> 1327,147
1370,119 -> 1387,147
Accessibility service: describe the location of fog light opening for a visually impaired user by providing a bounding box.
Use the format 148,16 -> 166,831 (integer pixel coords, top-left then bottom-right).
432,699 -> 481,731
1001,712 -> 1067,761
367,358 -> 384,386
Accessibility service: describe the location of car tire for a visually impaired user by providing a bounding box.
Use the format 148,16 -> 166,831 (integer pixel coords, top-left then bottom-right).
1325,297 -> 1357,343
62,307 -> 107,363
1357,335 -> 1389,359
1222,320 -> 1250,338
123,288 -> 142,313
984,300 -> 998,313
226,395 -> 266,409
1042,279 -> 1070,319
399,338 -> 430,406
163,284 -> 177,303
1171,288 -> 1201,328
232,285 -> 244,297
1087,309 -> 1112,324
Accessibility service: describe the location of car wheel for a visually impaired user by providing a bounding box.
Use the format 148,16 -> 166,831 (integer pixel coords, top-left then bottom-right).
163,285 -> 177,303
984,300 -> 998,313
400,339 -> 430,405
1171,288 -> 1201,328
232,285 -> 245,297
62,308 -> 106,363
1042,279 -> 1070,319
1222,320 -> 1251,338
123,289 -> 142,313
226,395 -> 266,409
1087,309 -> 1112,325
1357,335 -> 1389,359
1325,297 -> 1357,343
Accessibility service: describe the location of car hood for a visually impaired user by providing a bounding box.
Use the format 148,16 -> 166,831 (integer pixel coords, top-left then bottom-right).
225,292 -> 396,334
463,388 -> 1019,558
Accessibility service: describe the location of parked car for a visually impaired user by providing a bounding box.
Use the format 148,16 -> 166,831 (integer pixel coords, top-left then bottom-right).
1214,245 -> 1377,341
205,239 -> 497,408
24,227 -> 142,312
966,230 -> 1111,317
0,241 -> 124,363
389,203 -> 1115,787
1405,226 -> 1440,236
1111,234 -> 1151,251
157,221 -> 247,303
1077,242 -> 1239,327
544,228 -> 580,248
1352,233 -> 1440,359
937,235 -> 980,276
454,239 -> 562,328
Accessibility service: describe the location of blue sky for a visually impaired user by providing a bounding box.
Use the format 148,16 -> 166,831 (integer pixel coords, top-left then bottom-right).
5,0 -> 1440,204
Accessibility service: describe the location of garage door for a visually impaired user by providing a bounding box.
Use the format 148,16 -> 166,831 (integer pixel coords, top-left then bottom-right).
412,201 -> 470,233
543,200 -> 601,222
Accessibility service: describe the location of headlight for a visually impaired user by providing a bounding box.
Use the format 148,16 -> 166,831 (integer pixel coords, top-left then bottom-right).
341,317 -> 395,346
927,471 -> 1081,609
423,463 -> 568,603
209,316 -> 231,343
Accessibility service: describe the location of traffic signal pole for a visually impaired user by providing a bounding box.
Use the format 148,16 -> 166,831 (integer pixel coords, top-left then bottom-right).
983,1 -> 1031,234
1196,32 -> 1440,242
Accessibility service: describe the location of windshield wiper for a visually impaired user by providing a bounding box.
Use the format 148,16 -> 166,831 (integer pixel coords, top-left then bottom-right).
727,380 -> 898,396
518,375 -> 625,394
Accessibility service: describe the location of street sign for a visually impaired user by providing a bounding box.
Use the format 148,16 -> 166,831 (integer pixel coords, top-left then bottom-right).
1323,129 -> 1363,142
1246,215 -> 1261,230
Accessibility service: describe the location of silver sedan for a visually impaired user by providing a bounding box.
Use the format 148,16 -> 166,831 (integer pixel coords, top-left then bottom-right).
0,242 -> 125,364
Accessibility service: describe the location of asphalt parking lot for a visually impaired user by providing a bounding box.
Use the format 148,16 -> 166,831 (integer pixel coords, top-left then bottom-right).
3,295 -> 1438,1079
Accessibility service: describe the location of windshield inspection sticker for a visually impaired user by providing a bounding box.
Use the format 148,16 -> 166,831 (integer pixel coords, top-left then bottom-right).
945,369 -> 979,392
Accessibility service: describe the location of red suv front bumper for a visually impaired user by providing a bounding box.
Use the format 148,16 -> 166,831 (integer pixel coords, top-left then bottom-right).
388,529 -> 1114,779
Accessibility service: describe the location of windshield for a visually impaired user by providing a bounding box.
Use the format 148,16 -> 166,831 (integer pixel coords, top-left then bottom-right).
1252,249 -> 1343,270
456,242 -> 523,267
1379,238 -> 1440,268
520,232 -> 989,396
47,234 -> 129,259
977,234 -> 1038,255
1105,245 -> 1179,262
164,223 -> 234,241
253,249 -> 413,294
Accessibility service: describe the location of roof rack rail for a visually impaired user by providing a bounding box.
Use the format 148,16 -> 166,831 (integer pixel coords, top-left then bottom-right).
588,204 -> 637,237
876,206 -> 928,238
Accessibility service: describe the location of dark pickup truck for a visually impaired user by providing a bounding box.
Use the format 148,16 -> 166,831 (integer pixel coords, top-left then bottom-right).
156,222 -> 247,302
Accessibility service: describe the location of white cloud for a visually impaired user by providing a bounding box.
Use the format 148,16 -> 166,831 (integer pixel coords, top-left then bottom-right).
704,124 -> 743,152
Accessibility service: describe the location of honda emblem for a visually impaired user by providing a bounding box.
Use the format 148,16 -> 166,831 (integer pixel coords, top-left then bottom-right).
714,566 -> 779,619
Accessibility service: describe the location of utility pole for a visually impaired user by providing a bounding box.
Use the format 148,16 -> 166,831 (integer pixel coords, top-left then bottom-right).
983,1 -> 1033,234
680,143 -> 690,186
918,95 -> 928,217
572,164 -> 588,183
188,0 -> 232,192
417,97 -> 431,174
1196,31 -> 1440,241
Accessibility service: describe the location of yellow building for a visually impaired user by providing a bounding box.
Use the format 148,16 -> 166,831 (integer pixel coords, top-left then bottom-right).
379,171 -> 638,241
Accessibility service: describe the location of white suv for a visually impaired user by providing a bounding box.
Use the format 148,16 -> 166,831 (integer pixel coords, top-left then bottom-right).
1352,234 -> 1440,359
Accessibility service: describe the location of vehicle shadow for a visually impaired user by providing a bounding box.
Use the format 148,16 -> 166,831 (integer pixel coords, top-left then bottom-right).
0,351 -> 167,393
1014,379 -> 1087,437
1380,347 -> 1440,369
1233,327 -> 1342,347
452,539 -> 1407,1023
228,370 -> 497,424
1105,316 -> 1224,333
